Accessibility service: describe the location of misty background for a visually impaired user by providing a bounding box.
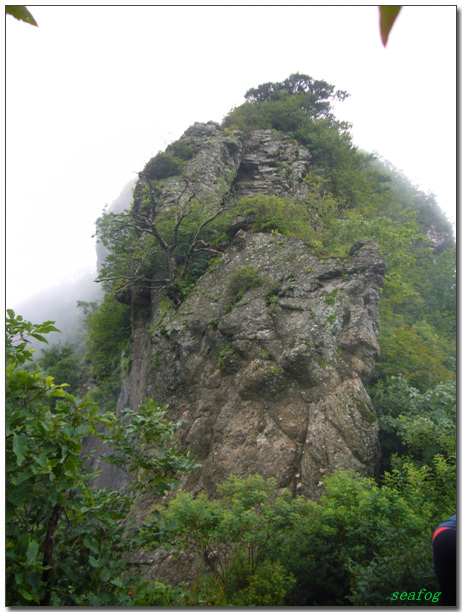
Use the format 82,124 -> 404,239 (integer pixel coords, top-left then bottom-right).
6,6 -> 455,339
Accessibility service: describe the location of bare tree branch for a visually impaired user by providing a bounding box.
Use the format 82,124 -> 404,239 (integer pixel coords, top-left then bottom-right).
96,173 -> 232,301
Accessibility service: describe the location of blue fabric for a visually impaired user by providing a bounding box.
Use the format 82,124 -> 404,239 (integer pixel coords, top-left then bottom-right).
438,514 -> 456,531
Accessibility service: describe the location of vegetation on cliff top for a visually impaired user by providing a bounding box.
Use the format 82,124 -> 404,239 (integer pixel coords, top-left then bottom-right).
92,73 -> 455,397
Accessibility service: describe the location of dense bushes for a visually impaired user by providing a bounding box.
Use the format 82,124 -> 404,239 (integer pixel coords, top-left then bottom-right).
81,294 -> 131,384
370,376 -> 456,468
155,465 -> 454,606
36,342 -> 83,393
5,311 -> 196,606
142,151 -> 185,181
142,140 -> 194,182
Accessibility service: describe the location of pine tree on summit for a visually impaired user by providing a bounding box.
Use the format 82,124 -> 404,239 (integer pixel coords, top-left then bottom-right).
244,72 -> 349,119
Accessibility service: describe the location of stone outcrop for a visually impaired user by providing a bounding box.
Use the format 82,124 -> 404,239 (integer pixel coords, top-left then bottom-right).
99,122 -> 386,503
123,232 -> 384,501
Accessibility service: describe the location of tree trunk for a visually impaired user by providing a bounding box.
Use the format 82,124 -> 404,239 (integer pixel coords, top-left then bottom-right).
39,503 -> 63,606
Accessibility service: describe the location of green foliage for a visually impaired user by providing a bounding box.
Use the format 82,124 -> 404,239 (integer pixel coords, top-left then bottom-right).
80,294 -> 131,385
36,342 -> 83,393
371,157 -> 454,239
158,467 -> 453,606
5,310 -> 196,606
374,320 -> 455,391
236,194 -> 316,239
223,75 -> 380,206
225,73 -> 348,137
142,151 -> 185,181
370,376 -> 456,468
354,449 -> 455,606
325,288 -> 338,305
319,200 -> 455,391
161,475 -> 296,605
165,139 -> 194,161
379,6 -> 402,46
280,469 -> 439,606
95,182 -> 231,299
227,265 -> 262,302
414,245 -> 456,338
6,5 -> 37,26
6,309 -> 59,363
244,73 -> 349,112
227,560 -> 295,606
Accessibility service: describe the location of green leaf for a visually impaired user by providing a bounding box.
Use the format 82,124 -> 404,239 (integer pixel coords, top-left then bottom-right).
87,592 -> 102,606
6,6 -> 38,27
89,405 -> 100,418
26,539 -> 40,565
31,333 -> 48,343
11,471 -> 33,486
13,433 -> 28,465
84,537 -> 100,554
18,588 -> 39,603
379,6 -> 401,47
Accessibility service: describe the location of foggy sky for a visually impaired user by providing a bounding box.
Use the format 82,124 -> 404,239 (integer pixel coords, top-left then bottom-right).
6,5 -> 456,308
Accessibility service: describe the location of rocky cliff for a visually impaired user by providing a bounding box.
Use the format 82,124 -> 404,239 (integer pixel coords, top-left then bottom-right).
98,121 -> 386,504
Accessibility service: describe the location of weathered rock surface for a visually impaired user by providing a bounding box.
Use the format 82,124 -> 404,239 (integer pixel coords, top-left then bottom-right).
97,122 -> 388,504
122,231 -> 384,502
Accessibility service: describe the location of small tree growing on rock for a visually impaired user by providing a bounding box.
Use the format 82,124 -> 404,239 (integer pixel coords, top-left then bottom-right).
95,172 -> 231,305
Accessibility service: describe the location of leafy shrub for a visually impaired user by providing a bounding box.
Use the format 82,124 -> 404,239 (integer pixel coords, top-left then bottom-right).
158,467 -> 454,606
5,311 -> 196,606
228,560 -> 295,606
142,151 -> 184,181
325,289 -> 338,305
82,294 -> 131,385
227,265 -> 262,301
236,194 -> 315,239
370,376 -> 456,469
166,139 -> 194,161
161,475 -> 297,605
36,342 -> 83,393
374,321 -> 455,392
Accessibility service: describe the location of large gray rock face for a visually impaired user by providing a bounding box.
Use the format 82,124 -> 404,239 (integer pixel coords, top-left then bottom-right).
124,232 -> 384,501
102,122 -> 386,503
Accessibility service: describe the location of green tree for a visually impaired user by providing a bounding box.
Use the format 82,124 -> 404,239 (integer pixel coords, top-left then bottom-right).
157,468 -> 452,606
36,342 -> 83,393
95,174 -> 231,304
79,293 -> 131,386
277,469 -> 438,606
6,309 -> 195,606
244,72 -> 349,117
161,475 -> 296,605
374,321 -> 455,391
370,376 -> 456,468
